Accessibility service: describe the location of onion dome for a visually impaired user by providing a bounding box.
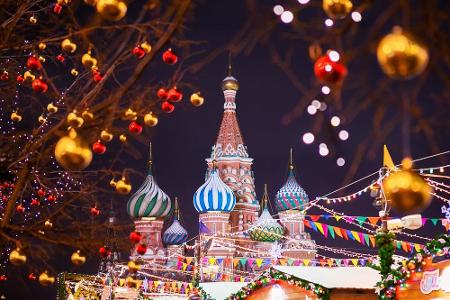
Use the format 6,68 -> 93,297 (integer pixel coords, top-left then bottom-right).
275,149 -> 309,211
221,60 -> 239,91
127,144 -> 172,219
193,166 -> 236,213
249,184 -> 284,242
163,198 -> 188,245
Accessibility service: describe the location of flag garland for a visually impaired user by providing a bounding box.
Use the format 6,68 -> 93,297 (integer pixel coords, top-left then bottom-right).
305,215 -> 447,228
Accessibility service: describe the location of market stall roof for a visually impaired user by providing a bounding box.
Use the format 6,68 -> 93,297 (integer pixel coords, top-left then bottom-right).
200,282 -> 248,300
274,266 -> 380,289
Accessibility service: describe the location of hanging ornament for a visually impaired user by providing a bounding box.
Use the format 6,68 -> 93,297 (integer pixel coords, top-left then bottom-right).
190,92 -> 204,107
309,43 -> 323,61
383,157 -> 433,213
99,246 -> 110,258
11,111 -> 22,122
167,87 -> 182,102
16,75 -> 25,84
70,68 -> 79,76
322,0 -> 353,20
9,248 -> 27,266
56,54 -> 65,63
128,121 -> 143,134
100,129 -> 113,142
55,128 -> 93,171
38,115 -> 46,124
162,48 -> 178,65
37,188 -> 46,197
28,273 -> 37,280
129,231 -> 142,244
92,69 -> 103,83
61,39 -> 77,53
23,71 -> 35,82
314,54 -> 347,84
47,194 -> 56,202
140,42 -> 152,53
119,134 -> 127,143
16,204 -> 25,213
92,141 -> 106,154
38,56 -> 45,63
0,71 -> 8,81
53,3 -> 63,14
377,27 -> 429,80
38,272 -> 55,286
157,88 -> 169,100
90,206 -> 100,216
144,112 -> 158,127
32,78 -> 48,93
161,101 -> 174,113
47,103 -> 58,114
38,42 -> 46,50
109,178 -> 117,187
132,46 -> 145,59
84,0 -> 97,5
123,108 -> 137,120
81,51 -> 98,69
27,56 -> 42,70
31,198 -> 41,206
44,219 -> 53,228
81,109 -> 94,121
67,111 -> 84,128
115,177 -> 131,194
127,260 -> 140,273
136,244 -> 147,255
70,250 -> 86,265
96,0 -> 127,21
29,16 -> 37,24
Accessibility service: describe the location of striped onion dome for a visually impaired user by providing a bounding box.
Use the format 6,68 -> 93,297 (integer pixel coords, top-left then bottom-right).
275,165 -> 309,211
163,219 -> 188,245
193,168 -> 236,213
127,146 -> 172,219
249,185 -> 284,242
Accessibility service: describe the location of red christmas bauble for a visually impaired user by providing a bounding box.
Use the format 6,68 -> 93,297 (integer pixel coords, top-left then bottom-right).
47,195 -> 56,202
90,207 -> 100,216
136,244 -> 147,255
168,87 -> 182,102
0,275 -> 7,281
53,3 -> 62,14
128,121 -> 143,134
27,56 -> 42,70
28,273 -> 37,280
32,78 -> 48,93
132,46 -> 145,59
162,48 -> 178,65
56,54 -> 65,63
157,88 -> 168,100
31,198 -> 40,206
92,141 -> 106,154
314,55 -> 347,84
99,247 -> 110,258
129,231 -> 142,244
161,101 -> 175,113
17,75 -> 24,83
16,204 -> 25,213
1,72 -> 8,81
93,73 -> 103,83
37,188 -> 46,197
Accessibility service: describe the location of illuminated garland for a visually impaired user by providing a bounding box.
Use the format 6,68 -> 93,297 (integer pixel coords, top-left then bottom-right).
226,267 -> 329,300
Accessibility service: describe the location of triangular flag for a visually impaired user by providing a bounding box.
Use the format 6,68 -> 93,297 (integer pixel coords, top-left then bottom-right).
422,218 -> 427,226
185,257 -> 193,265
310,221 -> 318,232
303,259 -> 311,266
287,258 -> 294,266
334,215 -> 343,221
396,241 -> 402,249
233,258 -> 239,267
356,216 -> 368,225
323,224 -> 329,238
199,221 -> 210,233
319,259 -> 326,266
256,259 -> 263,268
315,222 -> 324,235
333,226 -> 343,238
335,259 -> 342,266
358,232 -> 365,245
310,215 -> 321,222
239,258 -> 247,266
351,231 -> 360,242
364,234 -> 370,246
383,145 -> 396,170
414,244 -> 422,252
208,257 -> 216,265
351,259 -> 359,266
279,259 -> 287,266
303,219 -> 312,229
369,235 -> 376,247
359,259 -> 367,266
216,258 -> 224,265
431,219 -> 439,226
341,229 -> 349,240
368,217 -> 380,227
327,259 -> 334,267
343,259 -> 349,266
328,225 -> 335,239
182,263 -> 188,271
401,241 -> 409,252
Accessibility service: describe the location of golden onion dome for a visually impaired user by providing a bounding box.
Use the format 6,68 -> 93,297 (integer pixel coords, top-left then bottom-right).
221,63 -> 239,91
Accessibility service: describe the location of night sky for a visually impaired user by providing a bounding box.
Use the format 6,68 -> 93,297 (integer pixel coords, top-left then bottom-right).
4,1 -> 450,299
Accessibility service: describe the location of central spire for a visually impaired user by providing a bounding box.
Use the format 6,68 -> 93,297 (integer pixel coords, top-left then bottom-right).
221,54 -> 239,94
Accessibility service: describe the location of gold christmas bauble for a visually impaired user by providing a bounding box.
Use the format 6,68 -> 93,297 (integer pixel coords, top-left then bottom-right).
100,129 -> 113,142
323,0 -> 352,20
38,115 -> 46,124
71,250 -> 86,265
55,129 -> 92,171
44,219 -> 53,228
29,16 -> 37,24
127,260 -> 140,273
96,0 -> 127,21
123,108 -> 137,120
11,111 -> 22,122
47,103 -> 58,114
38,42 -> 46,50
115,177 -> 131,194
383,157 -> 433,213
84,0 -> 98,5
61,38 -> 77,53
190,92 -> 204,107
38,56 -> 45,63
81,52 -> 98,69
71,68 -> 79,76
9,248 -> 27,266
24,71 -> 35,82
119,134 -> 127,142
67,111 -> 84,128
144,112 -> 158,127
377,27 -> 429,80
140,42 -> 152,53
38,271 -> 55,286
81,109 -> 94,121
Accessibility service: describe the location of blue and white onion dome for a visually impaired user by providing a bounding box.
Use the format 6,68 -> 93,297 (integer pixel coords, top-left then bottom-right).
163,198 -> 188,245
275,167 -> 309,212
193,168 -> 236,213
127,162 -> 172,218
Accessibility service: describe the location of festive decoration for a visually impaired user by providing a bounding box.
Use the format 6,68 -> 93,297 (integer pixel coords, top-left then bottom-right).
67,111 -> 84,128
70,250 -> 86,266
90,206 -> 100,216
55,129 -> 93,171
383,157 -> 433,213
190,92 -> 204,107
144,112 -> 158,127
9,248 -> 27,266
127,260 -> 140,273
100,129 -> 113,142
314,53 -> 347,84
162,48 -> 178,65
123,108 -> 138,120
129,231 -> 142,244
92,141 -> 106,154
10,111 -> 22,122
99,247 -> 110,258
47,103 -> 58,113
115,177 -> 132,195
128,121 -> 143,134
96,0 -> 127,21
81,51 -> 98,69
61,39 -> 77,53
27,56 -> 42,70
377,26 -> 429,79
163,198 -> 188,245
32,78 -> 48,93
136,244 -> 147,255
132,46 -> 146,58
161,101 -> 175,113
168,87 -> 183,102
322,0 -> 353,20
39,271 -> 55,286
157,88 -> 169,100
